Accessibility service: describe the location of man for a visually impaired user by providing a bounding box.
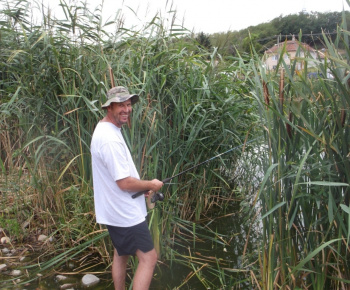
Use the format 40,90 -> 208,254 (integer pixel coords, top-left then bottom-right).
91,86 -> 163,290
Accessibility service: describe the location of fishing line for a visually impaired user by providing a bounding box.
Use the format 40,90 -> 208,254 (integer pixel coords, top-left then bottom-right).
132,137 -> 259,199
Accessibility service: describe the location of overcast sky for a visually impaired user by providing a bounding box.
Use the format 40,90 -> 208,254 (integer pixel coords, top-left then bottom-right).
38,0 -> 347,34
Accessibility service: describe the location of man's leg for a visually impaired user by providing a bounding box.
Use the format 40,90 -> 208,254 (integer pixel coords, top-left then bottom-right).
133,248 -> 158,290
112,249 -> 129,290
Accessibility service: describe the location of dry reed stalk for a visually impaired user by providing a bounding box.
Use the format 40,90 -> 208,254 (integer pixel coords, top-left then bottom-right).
250,270 -> 262,290
273,269 -> 281,288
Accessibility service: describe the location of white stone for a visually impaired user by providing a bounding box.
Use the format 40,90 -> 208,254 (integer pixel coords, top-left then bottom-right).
38,234 -> 47,242
56,274 -> 67,282
11,269 -> 22,276
82,274 -> 100,287
1,237 -> 10,244
0,264 -> 7,271
60,283 -> 75,289
2,248 -> 10,254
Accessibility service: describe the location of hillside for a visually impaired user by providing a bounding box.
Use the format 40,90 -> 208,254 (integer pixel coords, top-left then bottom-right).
206,11 -> 350,56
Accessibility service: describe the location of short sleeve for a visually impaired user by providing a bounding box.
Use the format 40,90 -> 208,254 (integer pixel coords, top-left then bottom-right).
100,141 -> 130,181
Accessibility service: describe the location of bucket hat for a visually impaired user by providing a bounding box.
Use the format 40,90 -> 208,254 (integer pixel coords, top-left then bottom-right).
102,86 -> 139,108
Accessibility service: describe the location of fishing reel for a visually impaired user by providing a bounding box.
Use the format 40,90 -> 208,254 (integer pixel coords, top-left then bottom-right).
147,191 -> 164,209
151,192 -> 164,203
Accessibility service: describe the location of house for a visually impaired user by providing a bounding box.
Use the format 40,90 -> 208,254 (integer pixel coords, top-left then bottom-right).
264,35 -> 325,71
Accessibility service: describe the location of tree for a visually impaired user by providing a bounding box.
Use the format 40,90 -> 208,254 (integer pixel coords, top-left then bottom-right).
242,33 -> 262,54
196,31 -> 212,50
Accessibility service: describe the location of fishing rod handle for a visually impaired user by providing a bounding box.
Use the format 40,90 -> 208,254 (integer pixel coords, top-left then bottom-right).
131,190 -> 148,199
131,177 -> 171,199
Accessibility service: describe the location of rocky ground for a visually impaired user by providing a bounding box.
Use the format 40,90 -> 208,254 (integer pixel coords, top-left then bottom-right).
0,229 -> 102,289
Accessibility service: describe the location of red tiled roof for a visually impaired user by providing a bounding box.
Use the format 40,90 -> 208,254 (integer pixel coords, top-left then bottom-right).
266,39 -> 316,54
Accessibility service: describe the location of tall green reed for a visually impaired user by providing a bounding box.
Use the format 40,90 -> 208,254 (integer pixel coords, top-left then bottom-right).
249,11 -> 350,288
0,1 -> 255,284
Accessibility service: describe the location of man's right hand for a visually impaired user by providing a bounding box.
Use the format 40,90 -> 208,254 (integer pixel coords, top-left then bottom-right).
149,179 -> 163,192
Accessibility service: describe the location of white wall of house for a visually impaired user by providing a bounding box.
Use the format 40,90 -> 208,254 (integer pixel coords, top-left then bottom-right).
264,50 -> 321,70
264,38 -> 322,71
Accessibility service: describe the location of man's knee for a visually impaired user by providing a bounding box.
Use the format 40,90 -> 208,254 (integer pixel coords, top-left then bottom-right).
137,248 -> 158,267
149,249 -> 158,266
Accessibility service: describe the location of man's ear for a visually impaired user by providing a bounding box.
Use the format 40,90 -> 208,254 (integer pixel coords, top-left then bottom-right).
106,103 -> 113,112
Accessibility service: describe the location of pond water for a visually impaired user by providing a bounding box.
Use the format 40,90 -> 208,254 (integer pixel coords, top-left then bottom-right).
0,203 -> 260,289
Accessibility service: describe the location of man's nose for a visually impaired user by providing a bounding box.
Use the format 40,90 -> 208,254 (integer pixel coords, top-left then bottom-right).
121,105 -> 130,112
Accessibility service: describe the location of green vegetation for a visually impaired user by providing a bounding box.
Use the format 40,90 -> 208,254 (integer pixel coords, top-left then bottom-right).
246,22 -> 350,287
210,10 -> 350,56
0,0 -> 349,289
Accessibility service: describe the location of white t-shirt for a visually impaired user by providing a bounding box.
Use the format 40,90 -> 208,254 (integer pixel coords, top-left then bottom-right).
90,122 -> 147,227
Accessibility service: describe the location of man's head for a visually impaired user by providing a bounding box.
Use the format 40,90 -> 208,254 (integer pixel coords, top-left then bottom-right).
102,86 -> 139,109
102,86 -> 139,128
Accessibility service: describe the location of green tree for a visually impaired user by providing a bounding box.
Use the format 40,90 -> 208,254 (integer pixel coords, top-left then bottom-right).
244,32 -> 266,54
196,31 -> 212,50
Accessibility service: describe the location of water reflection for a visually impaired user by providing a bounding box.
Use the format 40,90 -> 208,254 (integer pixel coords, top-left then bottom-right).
150,203 -> 260,289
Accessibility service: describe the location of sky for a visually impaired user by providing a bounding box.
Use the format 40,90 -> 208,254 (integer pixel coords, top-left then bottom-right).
36,0 -> 347,34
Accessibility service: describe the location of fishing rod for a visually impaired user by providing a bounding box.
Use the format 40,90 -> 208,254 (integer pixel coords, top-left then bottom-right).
132,138 -> 257,199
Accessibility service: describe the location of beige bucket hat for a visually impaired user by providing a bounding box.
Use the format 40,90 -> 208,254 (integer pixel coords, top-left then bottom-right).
102,86 -> 139,108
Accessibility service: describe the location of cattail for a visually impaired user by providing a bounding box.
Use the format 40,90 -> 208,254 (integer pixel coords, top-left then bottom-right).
341,109 -> 346,128
147,93 -> 151,106
109,66 -> 115,87
279,69 -> 284,109
263,81 -> 270,108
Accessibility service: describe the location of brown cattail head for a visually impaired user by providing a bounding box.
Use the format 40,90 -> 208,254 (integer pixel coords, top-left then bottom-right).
341,109 -> 346,128
109,67 -> 115,87
263,81 -> 270,108
147,93 -> 151,107
279,69 -> 284,108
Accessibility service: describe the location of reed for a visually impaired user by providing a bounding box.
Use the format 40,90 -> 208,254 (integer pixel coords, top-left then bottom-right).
2,0 -> 349,288
249,13 -> 350,288
0,0 -> 255,287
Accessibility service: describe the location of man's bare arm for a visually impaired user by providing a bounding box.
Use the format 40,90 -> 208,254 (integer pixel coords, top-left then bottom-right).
117,177 -> 163,193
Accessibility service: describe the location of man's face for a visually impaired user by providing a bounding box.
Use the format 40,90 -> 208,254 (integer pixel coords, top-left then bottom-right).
107,99 -> 132,128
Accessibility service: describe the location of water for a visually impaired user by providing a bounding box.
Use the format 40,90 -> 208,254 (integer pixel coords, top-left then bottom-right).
0,203 -> 260,289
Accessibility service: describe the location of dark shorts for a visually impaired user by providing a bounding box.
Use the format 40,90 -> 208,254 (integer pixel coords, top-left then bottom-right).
106,220 -> 154,256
